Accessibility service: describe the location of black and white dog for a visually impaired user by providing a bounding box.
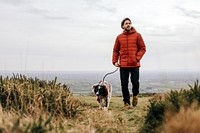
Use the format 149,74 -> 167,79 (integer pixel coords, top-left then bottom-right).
92,81 -> 112,110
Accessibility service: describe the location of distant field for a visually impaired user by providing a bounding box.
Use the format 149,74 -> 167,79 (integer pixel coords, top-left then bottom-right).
1,70 -> 199,95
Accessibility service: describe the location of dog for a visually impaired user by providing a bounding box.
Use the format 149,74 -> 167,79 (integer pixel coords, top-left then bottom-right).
92,80 -> 112,110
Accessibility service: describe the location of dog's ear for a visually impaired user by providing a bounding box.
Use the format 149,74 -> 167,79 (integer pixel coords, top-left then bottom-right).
92,84 -> 98,93
92,84 -> 95,91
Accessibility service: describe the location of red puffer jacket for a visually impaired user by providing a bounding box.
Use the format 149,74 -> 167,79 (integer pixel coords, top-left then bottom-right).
112,27 -> 146,67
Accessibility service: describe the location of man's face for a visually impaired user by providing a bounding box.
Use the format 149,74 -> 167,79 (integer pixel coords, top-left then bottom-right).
122,20 -> 132,31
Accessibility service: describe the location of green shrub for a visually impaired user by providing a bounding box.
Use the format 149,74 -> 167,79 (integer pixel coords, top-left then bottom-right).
139,98 -> 165,133
140,80 -> 200,133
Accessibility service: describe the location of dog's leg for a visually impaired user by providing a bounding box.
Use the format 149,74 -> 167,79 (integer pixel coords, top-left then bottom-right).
98,103 -> 103,110
107,98 -> 110,109
98,101 -> 103,110
103,98 -> 108,111
105,97 -> 108,107
102,97 -> 109,111
106,86 -> 112,109
98,98 -> 104,110
103,97 -> 108,111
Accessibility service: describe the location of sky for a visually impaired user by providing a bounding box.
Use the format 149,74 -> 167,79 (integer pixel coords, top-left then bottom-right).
0,0 -> 200,72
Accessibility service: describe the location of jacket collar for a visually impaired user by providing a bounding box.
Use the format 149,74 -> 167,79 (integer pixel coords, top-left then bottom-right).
123,27 -> 136,35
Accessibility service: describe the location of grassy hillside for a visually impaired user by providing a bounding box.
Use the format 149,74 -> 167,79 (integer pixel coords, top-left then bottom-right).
1,74 -> 200,133
0,95 -> 152,133
0,74 -> 153,133
73,95 -> 152,132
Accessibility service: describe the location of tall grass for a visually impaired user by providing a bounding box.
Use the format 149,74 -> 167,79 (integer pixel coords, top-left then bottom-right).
0,74 -> 80,132
0,74 -> 79,117
140,80 -> 200,133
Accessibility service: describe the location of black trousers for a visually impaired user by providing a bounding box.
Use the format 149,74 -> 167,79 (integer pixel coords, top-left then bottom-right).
120,67 -> 140,104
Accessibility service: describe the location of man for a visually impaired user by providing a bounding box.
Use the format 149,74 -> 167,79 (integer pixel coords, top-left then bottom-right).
112,17 -> 146,108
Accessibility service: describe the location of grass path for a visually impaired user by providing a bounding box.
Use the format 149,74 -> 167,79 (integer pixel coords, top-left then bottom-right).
67,95 -> 153,132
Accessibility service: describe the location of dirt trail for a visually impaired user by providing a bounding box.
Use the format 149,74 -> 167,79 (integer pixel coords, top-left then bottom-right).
71,95 -> 153,132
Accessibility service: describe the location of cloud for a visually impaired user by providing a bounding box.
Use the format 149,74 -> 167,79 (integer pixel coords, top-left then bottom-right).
0,0 -> 29,6
144,26 -> 176,37
25,6 -> 70,20
175,6 -> 200,19
84,0 -> 117,14
0,0 -> 70,20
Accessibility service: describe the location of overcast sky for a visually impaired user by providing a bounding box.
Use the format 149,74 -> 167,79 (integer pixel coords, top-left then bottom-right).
0,0 -> 200,72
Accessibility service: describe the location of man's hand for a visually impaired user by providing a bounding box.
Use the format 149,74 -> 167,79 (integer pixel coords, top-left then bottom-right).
114,62 -> 120,67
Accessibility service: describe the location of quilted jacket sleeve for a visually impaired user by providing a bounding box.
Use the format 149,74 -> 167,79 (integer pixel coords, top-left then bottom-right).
112,36 -> 120,64
136,34 -> 146,61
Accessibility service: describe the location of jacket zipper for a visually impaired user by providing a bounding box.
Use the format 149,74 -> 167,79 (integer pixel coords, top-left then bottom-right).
126,34 -> 129,65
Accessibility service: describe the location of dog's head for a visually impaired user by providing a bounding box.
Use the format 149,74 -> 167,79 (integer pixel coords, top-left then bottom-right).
93,84 -> 107,97
92,81 -> 109,97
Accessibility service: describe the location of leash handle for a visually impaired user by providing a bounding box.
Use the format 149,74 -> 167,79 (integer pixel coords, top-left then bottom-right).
102,67 -> 119,84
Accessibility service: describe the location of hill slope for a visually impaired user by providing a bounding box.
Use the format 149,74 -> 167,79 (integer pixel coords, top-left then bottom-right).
68,95 -> 152,132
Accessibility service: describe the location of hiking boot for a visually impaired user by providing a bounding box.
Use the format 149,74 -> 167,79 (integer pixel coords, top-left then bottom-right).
132,96 -> 138,107
123,103 -> 131,110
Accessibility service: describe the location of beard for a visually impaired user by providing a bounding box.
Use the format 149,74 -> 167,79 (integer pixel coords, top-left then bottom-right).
125,27 -> 131,32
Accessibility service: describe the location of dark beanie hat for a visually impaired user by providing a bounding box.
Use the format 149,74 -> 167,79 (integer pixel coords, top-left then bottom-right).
121,17 -> 131,29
